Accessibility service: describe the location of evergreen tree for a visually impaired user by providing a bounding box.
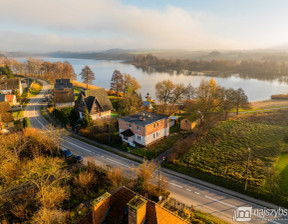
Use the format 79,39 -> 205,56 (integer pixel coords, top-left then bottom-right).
0,65 -> 13,79
81,109 -> 92,128
110,70 -> 124,97
79,66 -> 95,89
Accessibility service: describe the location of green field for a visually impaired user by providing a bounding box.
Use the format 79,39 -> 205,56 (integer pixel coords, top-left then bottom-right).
275,153 -> 288,195
165,111 -> 288,206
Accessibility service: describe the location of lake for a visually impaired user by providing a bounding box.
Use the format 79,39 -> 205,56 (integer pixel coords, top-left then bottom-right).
16,57 -> 288,102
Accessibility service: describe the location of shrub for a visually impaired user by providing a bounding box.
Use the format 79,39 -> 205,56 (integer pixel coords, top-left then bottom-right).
23,117 -> 31,128
54,107 -> 74,125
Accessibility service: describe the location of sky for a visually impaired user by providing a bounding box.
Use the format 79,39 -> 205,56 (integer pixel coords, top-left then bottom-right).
1,0 -> 288,52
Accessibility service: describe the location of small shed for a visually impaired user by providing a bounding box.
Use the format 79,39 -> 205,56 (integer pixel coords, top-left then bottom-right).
180,113 -> 201,131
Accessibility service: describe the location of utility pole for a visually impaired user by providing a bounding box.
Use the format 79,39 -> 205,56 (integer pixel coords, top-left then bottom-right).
244,148 -> 251,191
108,120 -> 111,144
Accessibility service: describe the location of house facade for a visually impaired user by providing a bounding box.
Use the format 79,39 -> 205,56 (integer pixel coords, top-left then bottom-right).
54,79 -> 75,108
0,78 -> 23,95
75,89 -> 113,120
119,112 -> 169,146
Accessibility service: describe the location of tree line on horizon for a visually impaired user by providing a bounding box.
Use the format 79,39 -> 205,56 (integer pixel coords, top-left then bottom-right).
133,54 -> 288,82
0,57 -> 77,82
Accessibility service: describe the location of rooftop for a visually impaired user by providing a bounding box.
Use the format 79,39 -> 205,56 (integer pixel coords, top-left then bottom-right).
91,186 -> 190,224
54,79 -> 73,89
119,112 -> 169,126
82,89 -> 113,111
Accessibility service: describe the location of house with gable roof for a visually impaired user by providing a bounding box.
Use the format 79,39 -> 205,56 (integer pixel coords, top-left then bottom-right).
0,78 -> 23,95
74,89 -> 113,120
54,79 -> 75,108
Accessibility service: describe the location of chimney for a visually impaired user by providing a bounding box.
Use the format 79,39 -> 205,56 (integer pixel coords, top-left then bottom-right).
91,192 -> 111,224
127,196 -> 147,224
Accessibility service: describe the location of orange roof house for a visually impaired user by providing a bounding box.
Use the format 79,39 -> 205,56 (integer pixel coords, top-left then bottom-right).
80,186 -> 190,224
6,94 -> 17,105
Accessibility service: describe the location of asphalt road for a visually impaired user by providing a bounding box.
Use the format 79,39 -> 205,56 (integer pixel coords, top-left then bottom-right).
24,80 -> 287,224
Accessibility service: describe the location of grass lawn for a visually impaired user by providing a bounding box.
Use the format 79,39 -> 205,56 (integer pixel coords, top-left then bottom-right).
129,132 -> 180,160
275,152 -> 288,195
73,86 -> 83,94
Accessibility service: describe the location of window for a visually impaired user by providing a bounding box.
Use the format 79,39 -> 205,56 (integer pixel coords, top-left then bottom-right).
157,123 -> 159,127
137,126 -> 141,131
153,133 -> 155,138
129,124 -> 132,128
154,124 -> 156,128
156,132 -> 158,137
137,135 -> 141,140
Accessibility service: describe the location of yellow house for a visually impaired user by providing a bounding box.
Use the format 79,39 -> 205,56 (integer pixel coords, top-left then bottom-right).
180,113 -> 201,131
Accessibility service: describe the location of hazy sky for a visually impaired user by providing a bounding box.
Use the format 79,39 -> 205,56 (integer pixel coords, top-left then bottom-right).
1,0 -> 288,52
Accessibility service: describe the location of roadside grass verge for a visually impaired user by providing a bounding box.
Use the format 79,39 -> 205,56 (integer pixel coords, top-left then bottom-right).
275,153 -> 288,195
40,106 -> 51,123
69,134 -> 142,163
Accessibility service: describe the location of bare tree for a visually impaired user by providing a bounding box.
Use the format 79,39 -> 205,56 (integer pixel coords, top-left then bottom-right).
108,167 -> 123,187
155,80 -> 175,103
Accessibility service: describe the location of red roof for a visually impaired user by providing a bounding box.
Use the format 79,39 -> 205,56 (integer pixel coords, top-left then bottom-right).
6,94 -> 15,102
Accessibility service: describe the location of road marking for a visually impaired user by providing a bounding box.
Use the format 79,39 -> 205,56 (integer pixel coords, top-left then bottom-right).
168,182 -> 183,188
106,158 -> 130,168
194,192 -> 200,195
63,141 -> 92,153
205,195 -> 235,208
186,189 -> 191,192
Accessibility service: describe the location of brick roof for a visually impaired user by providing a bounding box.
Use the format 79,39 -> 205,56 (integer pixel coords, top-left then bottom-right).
0,102 -> 13,123
102,187 -> 189,224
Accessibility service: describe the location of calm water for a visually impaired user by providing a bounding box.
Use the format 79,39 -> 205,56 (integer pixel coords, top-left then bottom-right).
16,57 -> 288,102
